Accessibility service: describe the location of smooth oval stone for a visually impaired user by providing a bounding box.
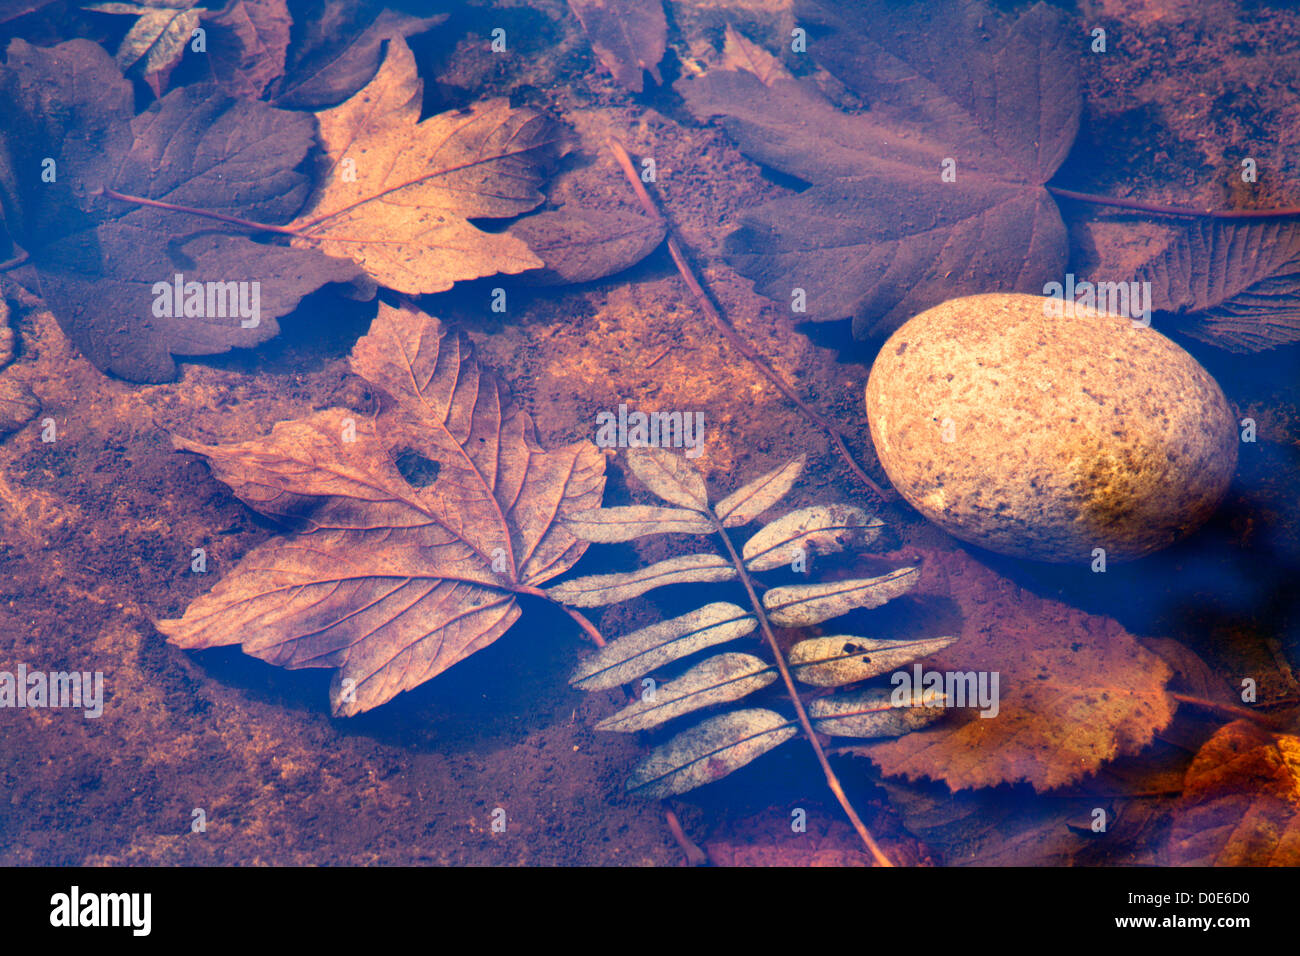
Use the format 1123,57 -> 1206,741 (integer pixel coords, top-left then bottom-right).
865,293 -> 1237,563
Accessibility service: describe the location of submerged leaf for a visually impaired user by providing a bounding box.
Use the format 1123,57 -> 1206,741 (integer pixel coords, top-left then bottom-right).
547,553 -> 735,607
713,455 -> 803,528
624,446 -> 708,510
507,207 -> 665,285
158,302 -> 605,716
810,687 -> 948,738
743,504 -> 883,572
85,0 -> 200,95
205,0 -> 292,99
626,708 -> 797,798
564,505 -> 713,542
0,39 -> 366,382
1135,219 -> 1300,352
569,602 -> 756,691
763,567 -> 920,627
678,0 -> 1078,339
789,634 -> 959,687
568,0 -> 666,93
288,38 -> 567,295
596,653 -> 776,732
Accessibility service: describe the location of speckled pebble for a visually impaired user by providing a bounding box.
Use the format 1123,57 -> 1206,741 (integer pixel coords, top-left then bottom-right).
865,293 -> 1237,563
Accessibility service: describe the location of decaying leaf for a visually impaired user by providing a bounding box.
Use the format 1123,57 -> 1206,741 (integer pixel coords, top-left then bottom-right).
595,652 -> 776,732
84,0 -> 202,96
1168,720 -> 1300,866
269,3 -> 442,110
565,504 -> 713,542
809,687 -> 947,738
762,566 -> 920,627
204,0 -> 292,99
158,302 -> 606,716
569,450 -> 950,799
714,454 -> 804,528
855,546 -> 1174,792
287,38 -> 567,295
1135,219 -> 1300,352
568,0 -> 666,93
569,602 -> 757,691
742,504 -> 883,572
0,39 -> 367,382
507,207 -> 665,285
547,552 -> 736,607
678,0 -> 1078,339
790,634 -> 958,687
626,708 -> 798,799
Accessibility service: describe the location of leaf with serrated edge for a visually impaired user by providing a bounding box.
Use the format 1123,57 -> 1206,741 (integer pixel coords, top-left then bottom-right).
627,709 -> 797,798
568,0 -> 666,93
569,602 -> 756,691
714,455 -> 803,528
790,634 -> 958,687
809,687 -> 947,738
763,566 -> 919,627
624,446 -> 708,510
287,38 -> 564,294
157,302 -> 605,716
596,653 -> 776,732
565,505 -> 713,542
547,553 -> 734,608
743,503 -> 883,571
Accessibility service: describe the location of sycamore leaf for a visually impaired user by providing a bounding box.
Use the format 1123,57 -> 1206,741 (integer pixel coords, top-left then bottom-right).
743,504 -> 883,572
626,708 -> 798,799
564,505 -> 713,542
809,687 -> 948,738
0,39 -> 367,382
1168,720 -> 1300,866
84,0 -> 202,96
568,0 -> 666,93
789,634 -> 958,687
624,446 -> 708,510
595,652 -> 776,732
1135,219 -> 1300,352
713,455 -> 803,528
287,38 -> 566,295
157,302 -> 606,716
506,206 -> 665,285
546,553 -> 735,608
569,602 -> 756,691
762,567 -> 920,627
678,0 -> 1078,339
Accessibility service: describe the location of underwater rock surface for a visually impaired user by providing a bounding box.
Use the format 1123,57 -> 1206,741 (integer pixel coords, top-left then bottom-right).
865,293 -> 1237,563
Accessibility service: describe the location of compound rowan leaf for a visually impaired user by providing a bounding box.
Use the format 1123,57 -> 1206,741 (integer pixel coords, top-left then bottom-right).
287,37 -> 568,295
626,708 -> 797,799
678,0 -> 1079,339
1135,219 -> 1300,352
595,652 -> 776,733
158,302 -> 606,716
0,38 -> 367,382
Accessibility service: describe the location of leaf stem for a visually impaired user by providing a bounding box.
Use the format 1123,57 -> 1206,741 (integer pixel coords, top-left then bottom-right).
606,138 -> 891,505
514,583 -> 606,647
1169,692 -> 1287,730
705,507 -> 895,866
1046,185 -> 1300,219
96,187 -> 302,236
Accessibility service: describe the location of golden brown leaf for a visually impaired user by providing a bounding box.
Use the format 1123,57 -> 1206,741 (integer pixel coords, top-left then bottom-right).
856,546 -> 1174,791
158,302 -> 605,716
1168,720 -> 1300,866
288,38 -> 567,294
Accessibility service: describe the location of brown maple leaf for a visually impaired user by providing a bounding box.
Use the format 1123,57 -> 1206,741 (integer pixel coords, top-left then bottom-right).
287,37 -> 569,295
157,301 -> 606,715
